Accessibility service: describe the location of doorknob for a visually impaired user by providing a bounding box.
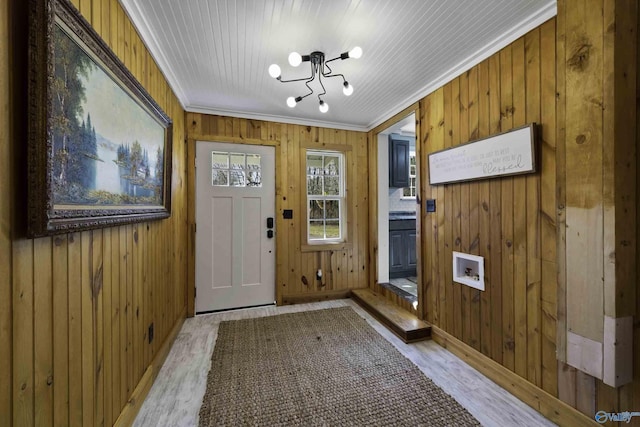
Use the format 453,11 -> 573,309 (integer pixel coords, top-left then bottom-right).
267,230 -> 274,239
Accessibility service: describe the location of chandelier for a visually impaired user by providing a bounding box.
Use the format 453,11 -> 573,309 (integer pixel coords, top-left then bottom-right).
268,47 -> 362,113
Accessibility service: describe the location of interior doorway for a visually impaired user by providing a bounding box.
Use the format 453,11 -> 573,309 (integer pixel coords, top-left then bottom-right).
376,113 -> 419,308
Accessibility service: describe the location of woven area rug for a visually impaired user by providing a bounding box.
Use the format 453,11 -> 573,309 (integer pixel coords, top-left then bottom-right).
198,307 -> 480,426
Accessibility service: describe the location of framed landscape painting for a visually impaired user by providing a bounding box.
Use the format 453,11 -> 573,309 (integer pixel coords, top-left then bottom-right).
27,0 -> 173,237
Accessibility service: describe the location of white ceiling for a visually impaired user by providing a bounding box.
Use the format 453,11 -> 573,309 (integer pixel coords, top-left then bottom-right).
121,0 -> 556,132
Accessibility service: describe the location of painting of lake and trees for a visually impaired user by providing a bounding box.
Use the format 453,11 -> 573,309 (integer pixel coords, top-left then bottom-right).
52,22 -> 166,207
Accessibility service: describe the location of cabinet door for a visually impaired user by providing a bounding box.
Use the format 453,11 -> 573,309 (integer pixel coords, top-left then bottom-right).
407,230 -> 417,268
389,230 -> 406,272
389,136 -> 410,188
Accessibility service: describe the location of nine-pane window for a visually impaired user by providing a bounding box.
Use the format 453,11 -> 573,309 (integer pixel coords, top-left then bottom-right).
306,150 -> 345,243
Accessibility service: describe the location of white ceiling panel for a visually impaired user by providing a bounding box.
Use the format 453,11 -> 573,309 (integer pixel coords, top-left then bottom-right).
121,0 -> 556,131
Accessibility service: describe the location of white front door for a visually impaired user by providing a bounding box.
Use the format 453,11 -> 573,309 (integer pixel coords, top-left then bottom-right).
195,141 -> 276,313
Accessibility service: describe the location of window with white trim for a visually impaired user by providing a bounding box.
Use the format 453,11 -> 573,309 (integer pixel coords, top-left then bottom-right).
402,153 -> 417,198
306,150 -> 345,243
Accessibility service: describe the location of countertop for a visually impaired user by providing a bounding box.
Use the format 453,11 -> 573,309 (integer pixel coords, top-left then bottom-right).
389,211 -> 416,220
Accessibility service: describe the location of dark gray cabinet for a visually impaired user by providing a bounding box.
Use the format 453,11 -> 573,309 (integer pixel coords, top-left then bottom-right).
389,219 -> 417,278
389,134 -> 411,188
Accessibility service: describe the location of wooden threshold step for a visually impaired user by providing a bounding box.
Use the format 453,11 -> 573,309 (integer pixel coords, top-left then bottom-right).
351,288 -> 431,343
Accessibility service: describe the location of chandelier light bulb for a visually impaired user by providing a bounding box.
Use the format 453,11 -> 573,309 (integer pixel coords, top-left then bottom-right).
286,97 -> 297,108
348,46 -> 363,59
343,82 -> 354,96
288,52 -> 302,67
268,64 -> 281,78
319,100 -> 329,113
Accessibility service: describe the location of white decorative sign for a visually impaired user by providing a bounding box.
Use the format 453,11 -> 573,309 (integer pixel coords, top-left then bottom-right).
428,124 -> 536,185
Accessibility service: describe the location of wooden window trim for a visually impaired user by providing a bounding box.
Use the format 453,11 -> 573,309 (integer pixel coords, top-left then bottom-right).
300,143 -> 353,253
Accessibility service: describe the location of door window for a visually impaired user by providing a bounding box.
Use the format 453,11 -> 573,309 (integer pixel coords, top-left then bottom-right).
211,151 -> 262,187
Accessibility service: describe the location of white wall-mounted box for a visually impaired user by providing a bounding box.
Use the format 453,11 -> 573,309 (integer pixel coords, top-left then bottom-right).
453,251 -> 485,291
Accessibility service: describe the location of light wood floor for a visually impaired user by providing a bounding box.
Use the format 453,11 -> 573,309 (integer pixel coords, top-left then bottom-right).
134,299 -> 557,427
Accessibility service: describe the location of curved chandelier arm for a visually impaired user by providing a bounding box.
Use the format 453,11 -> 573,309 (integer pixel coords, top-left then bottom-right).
299,74 -> 316,101
316,68 -> 327,101
321,61 -> 347,83
289,65 -> 317,103
277,73 -> 314,84
278,59 -> 316,84
323,72 -> 347,83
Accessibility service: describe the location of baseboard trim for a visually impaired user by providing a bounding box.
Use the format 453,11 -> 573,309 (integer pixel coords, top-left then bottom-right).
431,326 -> 599,427
281,290 -> 355,305
114,306 -> 187,427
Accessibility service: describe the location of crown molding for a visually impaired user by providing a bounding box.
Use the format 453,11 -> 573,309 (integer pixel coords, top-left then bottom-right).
366,0 -> 557,131
186,105 -> 369,133
119,0 -> 189,110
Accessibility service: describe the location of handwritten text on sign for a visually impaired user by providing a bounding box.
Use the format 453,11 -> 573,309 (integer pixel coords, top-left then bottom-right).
428,124 -> 536,185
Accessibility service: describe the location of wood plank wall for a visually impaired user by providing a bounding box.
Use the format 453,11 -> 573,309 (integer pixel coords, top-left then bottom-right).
420,19 -> 558,396
556,0 -> 639,423
416,6 -> 640,425
186,113 -> 368,311
1,0 -> 188,426
0,0 -> 13,423
635,0 -> 640,421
